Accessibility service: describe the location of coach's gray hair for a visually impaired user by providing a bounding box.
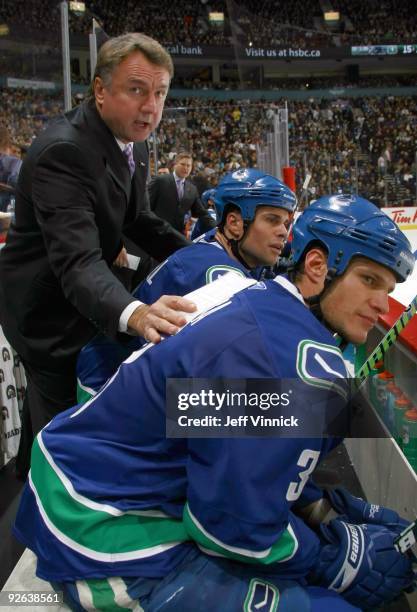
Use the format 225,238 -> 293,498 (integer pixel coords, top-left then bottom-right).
90,32 -> 173,96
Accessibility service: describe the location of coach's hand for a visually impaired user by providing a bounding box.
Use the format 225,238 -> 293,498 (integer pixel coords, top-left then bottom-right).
128,296 -> 197,343
113,246 -> 129,268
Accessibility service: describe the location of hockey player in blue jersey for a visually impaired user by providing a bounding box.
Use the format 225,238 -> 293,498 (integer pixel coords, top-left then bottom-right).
190,187 -> 217,240
14,195 -> 416,611
77,169 -> 297,400
140,169 -> 296,297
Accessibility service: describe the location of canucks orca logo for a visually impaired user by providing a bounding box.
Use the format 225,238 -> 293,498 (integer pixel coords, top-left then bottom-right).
244,579 -> 279,612
296,340 -> 348,400
205,265 -> 246,284
329,194 -> 355,207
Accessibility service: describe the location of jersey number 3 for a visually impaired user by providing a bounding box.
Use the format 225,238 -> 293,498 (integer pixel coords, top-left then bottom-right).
286,449 -> 320,502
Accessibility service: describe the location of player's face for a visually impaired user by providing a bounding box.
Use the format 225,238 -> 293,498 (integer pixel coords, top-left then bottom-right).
94,51 -> 170,143
239,206 -> 290,267
320,257 -> 396,345
174,157 -> 193,179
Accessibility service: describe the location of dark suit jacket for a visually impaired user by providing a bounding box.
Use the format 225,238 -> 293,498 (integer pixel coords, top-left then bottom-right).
0,100 -> 189,369
148,173 -> 216,233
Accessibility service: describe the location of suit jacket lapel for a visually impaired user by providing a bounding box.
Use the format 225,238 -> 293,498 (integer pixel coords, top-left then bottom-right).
132,143 -> 148,177
79,102 -> 132,203
129,142 -> 149,218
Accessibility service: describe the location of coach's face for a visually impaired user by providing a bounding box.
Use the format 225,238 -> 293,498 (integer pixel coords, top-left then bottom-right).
94,51 -> 170,143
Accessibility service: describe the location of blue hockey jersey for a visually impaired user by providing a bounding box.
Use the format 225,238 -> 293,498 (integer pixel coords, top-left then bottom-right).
76,229 -> 262,398
15,277 -> 348,584
138,229 -> 261,300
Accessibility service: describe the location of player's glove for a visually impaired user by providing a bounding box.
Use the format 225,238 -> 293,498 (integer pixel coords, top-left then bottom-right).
325,487 -> 409,534
311,518 -> 416,610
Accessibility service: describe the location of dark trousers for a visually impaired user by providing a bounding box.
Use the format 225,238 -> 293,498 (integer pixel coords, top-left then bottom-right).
15,358 -> 77,479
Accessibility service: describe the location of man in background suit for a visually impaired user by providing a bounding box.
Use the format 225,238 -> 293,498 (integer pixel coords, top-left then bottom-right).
149,151 -> 216,234
0,33 -> 195,477
0,127 -> 22,213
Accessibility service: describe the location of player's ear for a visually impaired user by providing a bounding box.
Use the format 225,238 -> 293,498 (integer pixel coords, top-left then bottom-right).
304,248 -> 328,286
226,211 -> 244,239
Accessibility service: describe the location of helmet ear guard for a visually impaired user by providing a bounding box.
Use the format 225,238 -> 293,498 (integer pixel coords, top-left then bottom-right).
291,194 -> 415,283
214,168 -> 297,225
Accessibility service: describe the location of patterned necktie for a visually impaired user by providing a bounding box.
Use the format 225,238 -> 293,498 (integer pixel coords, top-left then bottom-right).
176,178 -> 184,200
123,143 -> 135,177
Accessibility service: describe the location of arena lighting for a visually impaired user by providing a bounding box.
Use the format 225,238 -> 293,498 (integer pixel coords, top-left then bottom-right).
69,1 -> 86,14
324,11 -> 340,22
209,11 -> 224,25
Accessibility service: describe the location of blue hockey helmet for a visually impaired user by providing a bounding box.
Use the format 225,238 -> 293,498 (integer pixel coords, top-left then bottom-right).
291,194 -> 414,282
201,188 -> 216,208
214,168 -> 297,224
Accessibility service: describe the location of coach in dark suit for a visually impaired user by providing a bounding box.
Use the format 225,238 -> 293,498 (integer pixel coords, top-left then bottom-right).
0,33 -> 195,476
149,152 -> 216,234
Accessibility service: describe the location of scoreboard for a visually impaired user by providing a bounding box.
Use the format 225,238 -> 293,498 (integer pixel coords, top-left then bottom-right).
351,44 -> 417,56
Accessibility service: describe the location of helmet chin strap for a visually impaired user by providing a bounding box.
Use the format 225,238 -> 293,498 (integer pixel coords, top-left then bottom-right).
230,238 -> 252,269
304,267 -> 349,350
219,221 -> 253,270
